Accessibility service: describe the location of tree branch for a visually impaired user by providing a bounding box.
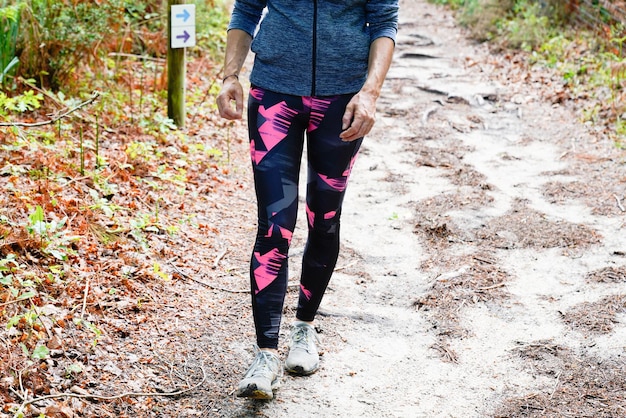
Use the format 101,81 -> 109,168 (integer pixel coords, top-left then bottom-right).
0,91 -> 100,128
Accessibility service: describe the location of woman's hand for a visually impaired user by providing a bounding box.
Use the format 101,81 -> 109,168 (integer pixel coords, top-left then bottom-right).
339,90 -> 377,142
217,77 -> 244,120
216,29 -> 252,120
339,36 -> 395,142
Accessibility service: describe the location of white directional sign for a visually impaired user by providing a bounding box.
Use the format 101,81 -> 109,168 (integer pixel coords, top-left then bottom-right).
171,4 -> 196,49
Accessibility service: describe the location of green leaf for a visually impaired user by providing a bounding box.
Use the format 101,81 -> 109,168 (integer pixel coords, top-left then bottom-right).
31,345 -> 49,360
19,343 -> 29,357
0,57 -> 19,84
29,205 -> 45,228
7,314 -> 21,329
47,249 -> 67,261
66,363 -> 83,375
18,290 -> 36,300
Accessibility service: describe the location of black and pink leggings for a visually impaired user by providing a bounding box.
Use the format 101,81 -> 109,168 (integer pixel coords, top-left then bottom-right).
247,86 -> 363,349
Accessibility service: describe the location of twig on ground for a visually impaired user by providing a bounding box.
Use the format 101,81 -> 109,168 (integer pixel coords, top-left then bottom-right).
549,370 -> 562,399
0,298 -> 22,307
431,342 -> 458,363
213,248 -> 228,269
30,300 -> 52,340
473,255 -> 494,264
476,282 -> 506,291
168,262 -> 248,293
62,175 -> 91,187
0,92 -> 100,127
193,275 -> 249,293
13,365 -> 207,415
334,260 -> 358,271
613,194 -> 625,212
81,275 -> 90,320
422,105 -> 440,125
17,77 -> 64,109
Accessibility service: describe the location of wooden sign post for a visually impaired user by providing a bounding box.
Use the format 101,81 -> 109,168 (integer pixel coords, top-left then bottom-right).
167,1 -> 196,128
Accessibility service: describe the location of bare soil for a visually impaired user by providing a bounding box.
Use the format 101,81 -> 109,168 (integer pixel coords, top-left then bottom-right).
3,0 -> 625,417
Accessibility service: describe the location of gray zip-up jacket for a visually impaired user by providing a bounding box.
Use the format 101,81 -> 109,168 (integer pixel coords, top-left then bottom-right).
228,0 -> 399,96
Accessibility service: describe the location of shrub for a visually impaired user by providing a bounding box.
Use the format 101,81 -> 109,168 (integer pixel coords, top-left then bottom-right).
15,0 -> 128,90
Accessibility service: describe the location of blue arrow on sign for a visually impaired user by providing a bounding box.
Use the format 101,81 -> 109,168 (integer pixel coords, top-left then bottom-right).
176,9 -> 190,22
176,30 -> 190,43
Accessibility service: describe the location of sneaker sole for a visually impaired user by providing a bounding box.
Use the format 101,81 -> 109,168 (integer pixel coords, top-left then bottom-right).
236,380 -> 280,400
285,364 -> 319,376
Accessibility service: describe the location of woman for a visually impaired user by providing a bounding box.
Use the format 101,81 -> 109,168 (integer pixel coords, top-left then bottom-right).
216,0 -> 398,400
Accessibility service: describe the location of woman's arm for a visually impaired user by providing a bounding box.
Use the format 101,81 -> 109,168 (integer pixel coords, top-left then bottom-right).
339,36 -> 395,142
216,29 -> 253,120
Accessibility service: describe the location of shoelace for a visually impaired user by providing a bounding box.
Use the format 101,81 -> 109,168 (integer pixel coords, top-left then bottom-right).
291,325 -> 318,352
247,350 -> 278,378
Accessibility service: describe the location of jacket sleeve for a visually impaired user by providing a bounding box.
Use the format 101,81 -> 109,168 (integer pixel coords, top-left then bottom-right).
227,0 -> 267,37
366,0 -> 399,43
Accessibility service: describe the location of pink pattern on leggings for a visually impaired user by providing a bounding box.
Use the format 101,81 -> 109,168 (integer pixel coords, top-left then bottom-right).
253,248 -> 287,293
343,153 -> 359,177
306,204 -> 315,228
250,87 -> 265,101
318,173 -> 348,192
303,97 -> 333,132
306,205 -> 336,225
300,285 -> 312,300
252,101 -> 297,164
265,222 -> 294,242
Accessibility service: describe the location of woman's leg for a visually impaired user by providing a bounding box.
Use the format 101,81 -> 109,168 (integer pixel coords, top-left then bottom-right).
296,94 -> 363,321
247,87 -> 308,349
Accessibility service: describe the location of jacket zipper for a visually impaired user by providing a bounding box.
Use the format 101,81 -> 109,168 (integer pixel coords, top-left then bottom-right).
311,0 -> 318,96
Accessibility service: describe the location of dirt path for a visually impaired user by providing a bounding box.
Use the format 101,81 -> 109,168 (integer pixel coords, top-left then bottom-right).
215,1 -> 626,416
199,1 -> 626,417
101,1 -> 625,417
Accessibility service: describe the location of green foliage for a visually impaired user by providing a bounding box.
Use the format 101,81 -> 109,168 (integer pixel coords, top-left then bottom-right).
26,204 -> 78,260
75,318 -> 102,347
195,0 -> 230,60
435,0 -> 626,140
1,0 -> 231,100
0,253 -> 19,287
0,3 -> 21,85
4,0 -> 230,91
500,2 -> 554,50
16,0 -> 128,89
454,0 -> 514,42
437,0 -> 561,48
65,362 -> 83,377
31,344 -> 49,359
0,89 -> 43,116
429,0 -> 466,8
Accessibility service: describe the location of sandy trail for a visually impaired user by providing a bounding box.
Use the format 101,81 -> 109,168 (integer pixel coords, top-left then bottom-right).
220,1 -> 626,416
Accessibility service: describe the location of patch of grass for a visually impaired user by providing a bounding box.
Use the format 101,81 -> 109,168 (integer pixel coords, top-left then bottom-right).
432,0 -> 626,140
429,0 -> 466,8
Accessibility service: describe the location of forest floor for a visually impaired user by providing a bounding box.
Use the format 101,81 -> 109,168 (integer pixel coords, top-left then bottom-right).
2,0 -> 626,417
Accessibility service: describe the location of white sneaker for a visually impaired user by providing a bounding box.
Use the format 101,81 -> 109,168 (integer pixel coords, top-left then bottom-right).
236,348 -> 282,399
285,322 -> 320,375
